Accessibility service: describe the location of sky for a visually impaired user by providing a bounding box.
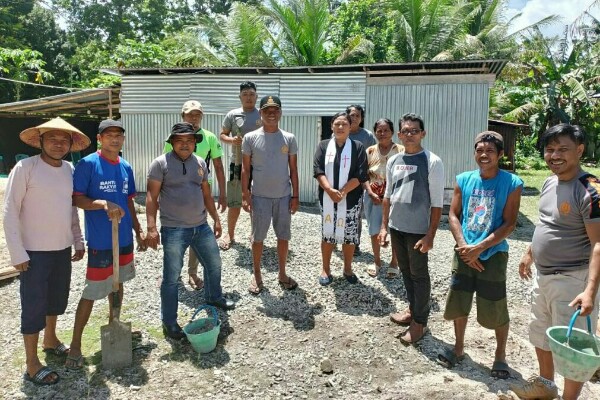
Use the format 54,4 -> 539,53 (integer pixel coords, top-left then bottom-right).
507,0 -> 600,36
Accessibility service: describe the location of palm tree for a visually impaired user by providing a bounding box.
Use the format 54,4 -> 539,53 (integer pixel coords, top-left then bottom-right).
263,0 -> 332,66
168,3 -> 275,67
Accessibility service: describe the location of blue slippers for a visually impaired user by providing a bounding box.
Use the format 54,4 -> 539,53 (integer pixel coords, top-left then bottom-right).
318,274 -> 333,286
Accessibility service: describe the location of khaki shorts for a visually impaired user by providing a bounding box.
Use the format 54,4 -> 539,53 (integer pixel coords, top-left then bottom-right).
529,268 -> 599,351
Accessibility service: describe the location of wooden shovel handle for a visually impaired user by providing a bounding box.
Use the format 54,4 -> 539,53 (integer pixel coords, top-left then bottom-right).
112,218 -> 120,292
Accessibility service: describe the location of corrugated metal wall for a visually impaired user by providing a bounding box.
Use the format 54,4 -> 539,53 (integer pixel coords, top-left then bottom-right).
276,73 -> 365,115
121,113 -> 225,194
365,81 -> 489,188
121,113 -> 320,202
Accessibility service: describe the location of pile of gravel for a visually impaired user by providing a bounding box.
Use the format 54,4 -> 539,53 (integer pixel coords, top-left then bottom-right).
1,200 -> 599,399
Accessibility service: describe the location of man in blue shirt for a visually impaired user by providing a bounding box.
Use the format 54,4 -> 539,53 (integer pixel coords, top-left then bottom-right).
438,131 -> 522,380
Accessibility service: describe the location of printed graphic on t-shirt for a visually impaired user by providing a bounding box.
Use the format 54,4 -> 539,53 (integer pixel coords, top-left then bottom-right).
466,189 -> 495,232
391,164 -> 418,203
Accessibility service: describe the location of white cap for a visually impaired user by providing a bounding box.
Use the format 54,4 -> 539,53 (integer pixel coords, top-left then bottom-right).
182,100 -> 203,114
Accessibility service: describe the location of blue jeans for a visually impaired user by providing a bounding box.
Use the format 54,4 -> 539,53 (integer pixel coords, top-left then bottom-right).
160,224 -> 223,326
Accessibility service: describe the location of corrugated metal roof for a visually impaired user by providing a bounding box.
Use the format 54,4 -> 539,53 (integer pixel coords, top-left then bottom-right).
0,88 -> 120,118
106,59 -> 508,77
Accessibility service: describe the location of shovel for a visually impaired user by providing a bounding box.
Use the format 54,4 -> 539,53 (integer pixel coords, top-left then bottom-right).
100,218 -> 132,369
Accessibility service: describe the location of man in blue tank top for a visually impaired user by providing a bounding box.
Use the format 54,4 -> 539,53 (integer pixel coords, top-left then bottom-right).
438,131 -> 522,380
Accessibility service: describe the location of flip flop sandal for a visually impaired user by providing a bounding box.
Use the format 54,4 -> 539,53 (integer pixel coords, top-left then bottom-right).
343,272 -> 358,284
23,366 -> 59,386
43,343 -> 70,356
279,277 -> 298,290
386,266 -> 400,279
65,354 -> 85,371
366,264 -> 380,277
490,360 -> 511,379
218,236 -> 234,251
188,275 -> 204,290
399,326 -> 429,345
437,348 -> 465,369
249,277 -> 264,295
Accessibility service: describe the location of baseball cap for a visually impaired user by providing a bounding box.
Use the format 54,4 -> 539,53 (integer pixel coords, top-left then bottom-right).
182,100 -> 203,114
474,131 -> 504,148
259,95 -> 282,110
98,119 -> 125,135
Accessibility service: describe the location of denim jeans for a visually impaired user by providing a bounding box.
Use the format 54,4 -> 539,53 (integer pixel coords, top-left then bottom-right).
160,223 -> 223,326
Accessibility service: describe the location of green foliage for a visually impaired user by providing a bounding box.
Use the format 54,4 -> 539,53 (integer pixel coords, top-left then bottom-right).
328,0 -> 394,63
0,47 -> 52,100
514,132 -> 545,170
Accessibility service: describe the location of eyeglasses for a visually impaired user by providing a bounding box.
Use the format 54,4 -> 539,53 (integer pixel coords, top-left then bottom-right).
399,128 -> 422,136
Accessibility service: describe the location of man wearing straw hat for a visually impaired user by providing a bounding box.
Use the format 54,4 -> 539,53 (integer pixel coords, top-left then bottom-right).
4,117 -> 89,385
66,119 -> 146,370
512,124 -> 600,400
147,122 -> 234,341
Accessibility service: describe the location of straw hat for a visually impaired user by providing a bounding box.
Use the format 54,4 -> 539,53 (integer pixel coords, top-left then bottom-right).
19,117 -> 91,152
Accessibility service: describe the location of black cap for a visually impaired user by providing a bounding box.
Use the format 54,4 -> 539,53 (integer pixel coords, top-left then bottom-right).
259,95 -> 282,110
166,122 -> 202,143
98,119 -> 125,134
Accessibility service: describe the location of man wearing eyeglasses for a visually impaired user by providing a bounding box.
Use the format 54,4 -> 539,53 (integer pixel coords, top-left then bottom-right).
378,113 -> 445,344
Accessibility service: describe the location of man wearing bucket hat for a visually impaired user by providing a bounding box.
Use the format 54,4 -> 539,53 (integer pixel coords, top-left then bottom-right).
66,118 -> 146,369
241,95 -> 299,294
147,122 -> 234,341
219,81 -> 262,250
164,100 -> 226,291
4,117 -> 89,385
512,124 -> 600,400
437,131 -> 523,379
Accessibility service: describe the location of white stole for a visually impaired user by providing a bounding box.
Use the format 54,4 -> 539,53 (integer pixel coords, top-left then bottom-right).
323,138 -> 352,242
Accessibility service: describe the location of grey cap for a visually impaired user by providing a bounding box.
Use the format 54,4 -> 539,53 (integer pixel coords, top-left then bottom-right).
98,119 -> 125,134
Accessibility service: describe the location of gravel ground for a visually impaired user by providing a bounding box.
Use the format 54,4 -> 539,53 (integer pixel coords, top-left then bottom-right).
1,184 -> 600,399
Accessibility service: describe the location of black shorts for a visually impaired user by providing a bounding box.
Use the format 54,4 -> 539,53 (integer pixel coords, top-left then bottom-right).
20,248 -> 72,334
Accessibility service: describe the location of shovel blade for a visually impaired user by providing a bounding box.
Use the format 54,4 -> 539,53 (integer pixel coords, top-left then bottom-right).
227,180 -> 242,208
100,320 -> 132,369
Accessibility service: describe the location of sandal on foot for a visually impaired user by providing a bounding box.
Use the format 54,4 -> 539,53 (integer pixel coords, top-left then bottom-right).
491,360 -> 510,379
279,276 -> 298,290
65,354 -> 84,371
399,325 -> 429,345
319,274 -> 333,286
366,264 -> 380,277
23,366 -> 59,386
343,272 -> 358,284
42,343 -> 69,356
390,310 -> 412,326
188,275 -> 204,290
386,266 -> 399,279
249,277 -> 264,295
218,235 -> 234,251
437,348 -> 465,369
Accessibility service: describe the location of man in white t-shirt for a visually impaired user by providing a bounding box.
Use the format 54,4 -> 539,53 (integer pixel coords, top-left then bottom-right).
4,118 -> 90,385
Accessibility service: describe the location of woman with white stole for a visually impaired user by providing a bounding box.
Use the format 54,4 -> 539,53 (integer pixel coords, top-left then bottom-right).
313,112 -> 368,286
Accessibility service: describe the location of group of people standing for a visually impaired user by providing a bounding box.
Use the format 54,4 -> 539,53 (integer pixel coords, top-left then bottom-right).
4,80 -> 600,400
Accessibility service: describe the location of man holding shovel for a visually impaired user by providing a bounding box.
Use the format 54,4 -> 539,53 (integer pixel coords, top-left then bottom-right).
219,81 -> 262,250
512,124 -> 600,400
4,118 -> 89,385
66,119 -> 146,370
147,122 -> 234,341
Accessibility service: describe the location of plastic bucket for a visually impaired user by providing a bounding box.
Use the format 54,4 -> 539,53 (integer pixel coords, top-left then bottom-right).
546,309 -> 600,382
183,305 -> 220,354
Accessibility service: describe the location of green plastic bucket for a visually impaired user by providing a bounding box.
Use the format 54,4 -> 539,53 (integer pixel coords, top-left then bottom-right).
546,309 -> 600,382
183,305 -> 220,354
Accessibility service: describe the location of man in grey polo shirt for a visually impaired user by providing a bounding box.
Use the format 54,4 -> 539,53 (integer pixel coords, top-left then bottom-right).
512,124 -> 600,400
146,122 -> 234,341
241,95 -> 299,294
